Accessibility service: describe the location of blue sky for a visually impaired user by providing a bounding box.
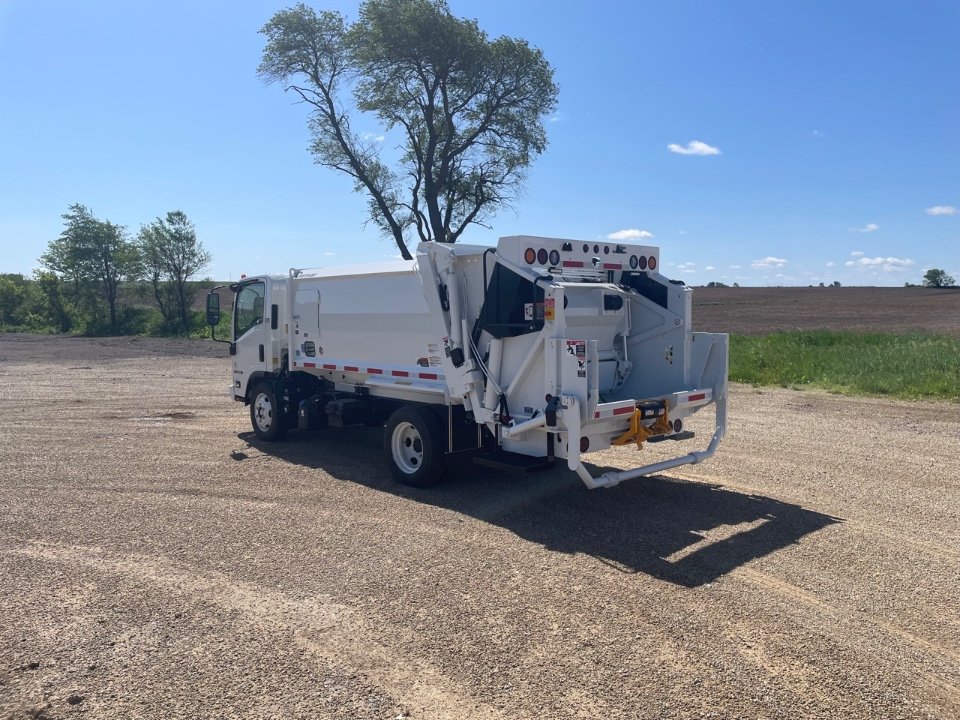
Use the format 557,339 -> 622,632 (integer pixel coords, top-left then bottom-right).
1,0 -> 957,286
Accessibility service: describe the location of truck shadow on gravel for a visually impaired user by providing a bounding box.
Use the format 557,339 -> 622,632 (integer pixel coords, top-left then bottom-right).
240,429 -> 841,588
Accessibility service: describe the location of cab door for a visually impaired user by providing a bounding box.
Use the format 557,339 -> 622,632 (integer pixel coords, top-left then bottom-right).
232,280 -> 266,400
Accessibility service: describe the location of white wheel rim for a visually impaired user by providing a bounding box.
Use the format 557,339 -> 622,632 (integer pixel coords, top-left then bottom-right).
391,421 -> 424,475
254,392 -> 274,431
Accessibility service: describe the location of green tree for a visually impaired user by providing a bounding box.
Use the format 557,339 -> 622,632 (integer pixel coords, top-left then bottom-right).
922,268 -> 956,288
39,204 -> 139,333
137,211 -> 211,332
33,271 -> 73,333
259,0 -> 558,259
0,274 -> 27,327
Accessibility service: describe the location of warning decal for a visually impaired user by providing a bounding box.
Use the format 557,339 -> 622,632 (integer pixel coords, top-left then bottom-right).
566,340 -> 587,378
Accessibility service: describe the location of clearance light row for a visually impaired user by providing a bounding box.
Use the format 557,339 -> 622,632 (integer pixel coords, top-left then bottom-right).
523,247 -> 656,271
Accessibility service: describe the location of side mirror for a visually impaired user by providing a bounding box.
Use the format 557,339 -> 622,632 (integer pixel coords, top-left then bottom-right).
206,292 -> 221,326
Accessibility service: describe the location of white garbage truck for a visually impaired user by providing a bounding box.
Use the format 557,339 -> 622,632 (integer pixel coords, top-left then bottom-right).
206,235 -> 727,489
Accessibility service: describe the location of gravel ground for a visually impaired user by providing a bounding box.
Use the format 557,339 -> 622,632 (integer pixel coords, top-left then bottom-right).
1,334 -> 958,719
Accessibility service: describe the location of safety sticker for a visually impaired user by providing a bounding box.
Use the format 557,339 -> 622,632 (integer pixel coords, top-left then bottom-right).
544,297 -> 555,321
566,340 -> 587,377
426,343 -> 443,367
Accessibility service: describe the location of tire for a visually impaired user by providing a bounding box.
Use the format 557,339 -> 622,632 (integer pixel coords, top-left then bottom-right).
383,405 -> 447,487
250,381 -> 286,441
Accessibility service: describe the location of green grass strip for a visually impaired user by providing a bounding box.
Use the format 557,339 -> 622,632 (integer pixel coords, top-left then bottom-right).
729,331 -> 960,401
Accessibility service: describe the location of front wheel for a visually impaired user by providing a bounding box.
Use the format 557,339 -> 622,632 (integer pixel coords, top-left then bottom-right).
250,382 -> 286,441
383,406 -> 446,487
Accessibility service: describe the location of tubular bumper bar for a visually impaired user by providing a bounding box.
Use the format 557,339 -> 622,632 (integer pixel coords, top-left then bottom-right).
574,383 -> 728,489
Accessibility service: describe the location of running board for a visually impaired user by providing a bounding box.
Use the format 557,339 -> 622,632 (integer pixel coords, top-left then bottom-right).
473,451 -> 554,474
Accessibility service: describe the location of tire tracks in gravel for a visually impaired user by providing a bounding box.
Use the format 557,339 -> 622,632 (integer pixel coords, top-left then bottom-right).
735,565 -> 960,711
6,541 -> 506,720
661,466 -> 960,712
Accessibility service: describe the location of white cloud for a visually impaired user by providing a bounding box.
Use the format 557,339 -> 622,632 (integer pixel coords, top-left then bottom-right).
322,251 -> 336,256
729,264 -> 741,269
548,112 -> 566,123
826,261 -> 835,267
677,262 -> 696,273
704,265 -> 716,271
751,256 -> 788,269
850,223 -> 879,233
667,140 -> 721,156
926,205 -> 957,216
361,132 -> 385,143
851,250 -> 864,257
812,129 -> 825,138
847,256 -> 915,272
607,228 -> 654,241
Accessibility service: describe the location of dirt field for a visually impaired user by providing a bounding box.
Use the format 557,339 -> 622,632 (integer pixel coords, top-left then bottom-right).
693,286 -> 960,337
1,334 -> 958,719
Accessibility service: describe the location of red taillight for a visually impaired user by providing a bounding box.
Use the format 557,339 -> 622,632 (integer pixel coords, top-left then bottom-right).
602,262 -> 622,270
563,260 -> 584,268
648,256 -> 657,270
580,436 -> 590,452
524,248 -> 536,264
638,256 -> 648,270
537,248 -> 548,265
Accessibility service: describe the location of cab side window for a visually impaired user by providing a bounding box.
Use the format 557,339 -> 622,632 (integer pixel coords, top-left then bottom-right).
235,282 -> 265,338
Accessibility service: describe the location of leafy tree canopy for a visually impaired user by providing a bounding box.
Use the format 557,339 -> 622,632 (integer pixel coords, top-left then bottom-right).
922,268 -> 956,288
138,211 -> 210,332
259,0 -> 558,259
40,204 -> 138,332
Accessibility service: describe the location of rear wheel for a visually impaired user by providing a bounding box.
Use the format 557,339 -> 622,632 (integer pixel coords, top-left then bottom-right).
250,382 -> 286,441
384,406 -> 446,486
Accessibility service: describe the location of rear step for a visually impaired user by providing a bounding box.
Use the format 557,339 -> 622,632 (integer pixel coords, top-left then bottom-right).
473,451 -> 554,474
647,431 -> 695,443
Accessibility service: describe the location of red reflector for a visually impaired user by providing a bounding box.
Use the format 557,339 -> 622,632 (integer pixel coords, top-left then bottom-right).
303,362 -> 316,368
391,370 -> 409,377
524,248 -> 536,264
419,372 -> 438,380
613,406 -> 635,416
687,392 -> 706,402
649,256 -> 657,270
537,248 -> 548,265
322,363 -> 337,370
344,365 -> 359,372
562,260 -> 584,268
367,368 -> 382,375
602,262 -> 622,270
594,411 -> 601,418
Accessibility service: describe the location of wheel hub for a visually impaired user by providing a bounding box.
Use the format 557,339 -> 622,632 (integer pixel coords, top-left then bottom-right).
391,421 -> 423,475
254,393 -> 273,431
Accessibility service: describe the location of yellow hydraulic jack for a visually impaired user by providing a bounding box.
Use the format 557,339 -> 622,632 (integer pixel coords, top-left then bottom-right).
612,404 -> 672,450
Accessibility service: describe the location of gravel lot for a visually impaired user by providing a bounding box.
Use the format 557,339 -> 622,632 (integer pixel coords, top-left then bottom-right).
1,334 -> 958,719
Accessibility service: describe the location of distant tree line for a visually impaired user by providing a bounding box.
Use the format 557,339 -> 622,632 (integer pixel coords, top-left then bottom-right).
0,204 -> 212,336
